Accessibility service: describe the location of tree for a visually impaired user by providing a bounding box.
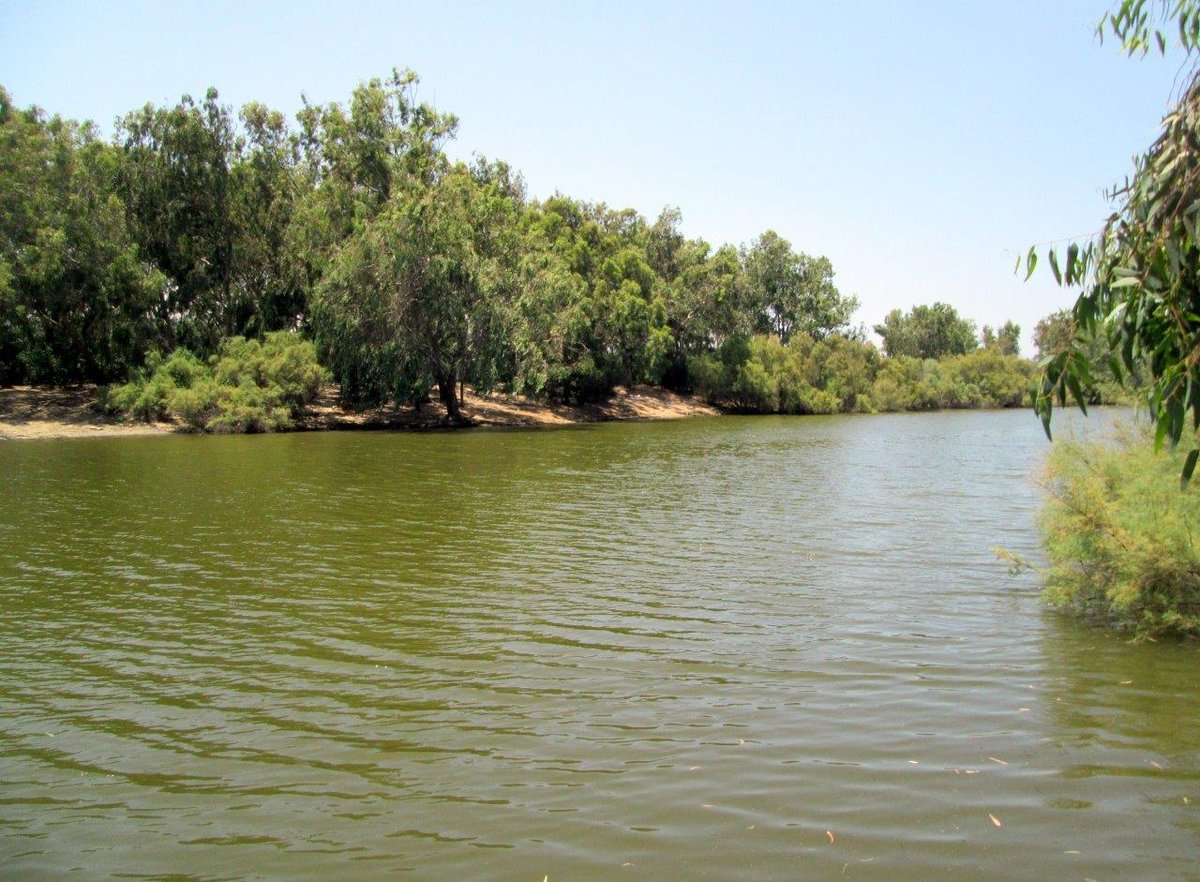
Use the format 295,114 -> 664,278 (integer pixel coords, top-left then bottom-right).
982,320 -> 1020,356
300,70 -> 490,416
660,239 -> 746,386
0,88 -> 162,384
312,164 -> 521,423
1028,1 -> 1200,484
226,101 -> 306,336
1032,309 -> 1075,361
874,302 -> 978,359
116,88 -> 238,353
741,231 -> 857,343
290,69 -> 458,309
518,196 -> 672,401
640,207 -> 750,387
1034,308 -> 1140,404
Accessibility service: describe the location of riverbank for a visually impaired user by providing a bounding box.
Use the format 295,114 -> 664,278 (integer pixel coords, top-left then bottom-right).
0,384 -> 720,441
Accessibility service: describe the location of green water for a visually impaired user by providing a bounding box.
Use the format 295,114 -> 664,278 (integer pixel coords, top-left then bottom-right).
1,411 -> 1197,880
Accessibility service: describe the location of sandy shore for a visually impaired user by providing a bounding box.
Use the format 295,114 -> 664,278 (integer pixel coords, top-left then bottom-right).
0,386 -> 174,440
0,384 -> 720,441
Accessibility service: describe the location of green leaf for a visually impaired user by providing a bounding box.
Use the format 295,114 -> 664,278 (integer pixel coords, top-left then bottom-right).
1110,276 -> 1143,288
1049,249 -> 1062,285
1108,355 -> 1125,385
1024,246 -> 1037,281
1065,371 -> 1087,412
1064,243 -> 1077,284
1182,449 -> 1198,490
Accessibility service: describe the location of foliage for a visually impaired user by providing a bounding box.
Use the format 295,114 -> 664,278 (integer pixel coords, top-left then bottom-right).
1027,0 -> 1200,485
740,231 -> 858,344
300,73 -> 535,421
874,303 -> 978,359
940,348 -> 1035,408
227,101 -> 307,337
116,88 -> 239,353
1034,309 -> 1136,404
104,349 -> 203,421
1040,426 -> 1200,638
981,320 -> 1021,356
106,332 -> 326,432
511,197 -> 674,402
689,336 -> 815,413
0,87 -> 163,384
869,350 -> 1034,411
312,162 -> 521,421
1097,0 -> 1200,54
290,69 -> 457,282
647,208 -> 747,387
4,70 -> 1041,426
688,329 -> 1033,415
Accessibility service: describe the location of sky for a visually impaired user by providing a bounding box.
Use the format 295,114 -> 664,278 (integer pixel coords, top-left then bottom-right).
0,0 -> 1190,353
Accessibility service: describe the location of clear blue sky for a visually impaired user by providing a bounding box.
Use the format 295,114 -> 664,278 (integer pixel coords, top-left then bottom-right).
0,0 -> 1188,352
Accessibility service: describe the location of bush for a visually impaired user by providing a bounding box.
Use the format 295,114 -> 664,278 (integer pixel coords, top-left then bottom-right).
1039,427 -> 1200,639
692,341 -> 1037,415
868,352 -> 1034,412
688,333 -> 879,414
105,332 -> 328,433
942,350 -> 1033,408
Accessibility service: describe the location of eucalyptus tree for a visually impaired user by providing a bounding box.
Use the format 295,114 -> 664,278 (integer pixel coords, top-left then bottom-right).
116,88 -> 237,352
227,101 -> 306,336
644,208 -> 749,385
519,196 -> 673,401
659,240 -> 746,386
741,231 -> 857,343
292,68 -> 456,237
1027,0 -> 1200,483
874,302 -> 978,359
981,320 -> 1021,356
312,162 -> 522,423
297,70 -> 489,415
0,87 -> 162,383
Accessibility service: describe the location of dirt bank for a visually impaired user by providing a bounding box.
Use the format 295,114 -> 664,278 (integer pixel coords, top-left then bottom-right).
0,384 -> 720,441
0,386 -> 173,440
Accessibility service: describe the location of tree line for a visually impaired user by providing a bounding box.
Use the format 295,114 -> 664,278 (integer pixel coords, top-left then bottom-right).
3,70 -> 1065,422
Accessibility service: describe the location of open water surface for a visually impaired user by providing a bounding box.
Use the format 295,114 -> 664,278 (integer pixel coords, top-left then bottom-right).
1,409 -> 1198,880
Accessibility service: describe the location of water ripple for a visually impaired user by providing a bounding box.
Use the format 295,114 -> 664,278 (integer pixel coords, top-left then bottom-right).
3,410 -> 1198,879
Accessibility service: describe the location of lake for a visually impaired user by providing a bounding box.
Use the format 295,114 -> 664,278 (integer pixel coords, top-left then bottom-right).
1,409 -> 1197,880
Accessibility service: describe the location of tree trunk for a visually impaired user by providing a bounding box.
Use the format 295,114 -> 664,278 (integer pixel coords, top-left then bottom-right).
437,369 -> 471,426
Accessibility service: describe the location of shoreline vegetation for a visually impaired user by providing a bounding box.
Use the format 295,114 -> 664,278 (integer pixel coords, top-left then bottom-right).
1038,426 -> 1200,640
0,382 -> 719,441
3,76 -> 1099,432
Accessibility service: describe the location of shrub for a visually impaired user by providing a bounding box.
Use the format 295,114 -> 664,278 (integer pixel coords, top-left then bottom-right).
165,376 -> 221,428
689,333 -> 879,414
105,332 -> 328,433
942,350 -> 1033,408
1039,427 -> 1200,639
868,352 -> 1034,412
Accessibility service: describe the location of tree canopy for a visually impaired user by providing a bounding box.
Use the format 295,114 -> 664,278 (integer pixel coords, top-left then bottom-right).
873,302 -> 978,359
981,321 -> 1020,356
2,69 -> 1035,427
740,231 -> 858,344
0,88 -> 162,384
